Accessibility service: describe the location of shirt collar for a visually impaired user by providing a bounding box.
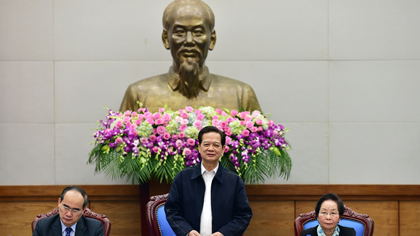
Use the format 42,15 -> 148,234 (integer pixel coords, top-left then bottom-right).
201,162 -> 219,175
317,224 -> 340,236
60,219 -> 77,233
167,66 -> 212,92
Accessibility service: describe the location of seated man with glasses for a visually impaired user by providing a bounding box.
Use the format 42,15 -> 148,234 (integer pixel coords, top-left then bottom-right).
33,186 -> 104,236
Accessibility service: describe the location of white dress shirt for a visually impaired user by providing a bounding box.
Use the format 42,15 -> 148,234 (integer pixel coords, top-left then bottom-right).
200,163 -> 218,236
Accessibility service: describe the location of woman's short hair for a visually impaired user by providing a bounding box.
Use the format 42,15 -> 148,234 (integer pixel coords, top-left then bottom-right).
315,193 -> 345,216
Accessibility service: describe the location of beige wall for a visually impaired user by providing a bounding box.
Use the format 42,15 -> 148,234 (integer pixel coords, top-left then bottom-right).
1,0 -> 420,185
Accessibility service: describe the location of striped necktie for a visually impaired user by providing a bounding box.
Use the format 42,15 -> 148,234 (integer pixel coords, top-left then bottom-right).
65,227 -> 72,236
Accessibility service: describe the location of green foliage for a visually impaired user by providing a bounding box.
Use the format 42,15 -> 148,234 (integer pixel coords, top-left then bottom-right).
89,142 -> 291,185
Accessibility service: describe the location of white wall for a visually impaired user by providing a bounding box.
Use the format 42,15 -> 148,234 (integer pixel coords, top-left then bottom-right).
1,0 -> 419,185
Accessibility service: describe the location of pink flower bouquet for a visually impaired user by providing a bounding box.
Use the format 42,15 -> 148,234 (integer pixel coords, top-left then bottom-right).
89,106 -> 291,184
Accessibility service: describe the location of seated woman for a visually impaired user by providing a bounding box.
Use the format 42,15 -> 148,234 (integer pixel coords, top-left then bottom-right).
300,193 -> 356,236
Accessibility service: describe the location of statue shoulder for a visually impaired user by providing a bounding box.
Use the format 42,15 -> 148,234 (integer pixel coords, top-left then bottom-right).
127,73 -> 168,88
210,73 -> 254,89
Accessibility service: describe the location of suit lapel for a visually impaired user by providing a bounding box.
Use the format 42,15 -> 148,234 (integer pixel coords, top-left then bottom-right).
51,215 -> 63,236
76,215 -> 87,235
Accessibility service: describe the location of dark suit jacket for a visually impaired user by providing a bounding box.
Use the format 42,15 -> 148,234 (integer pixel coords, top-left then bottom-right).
300,224 -> 356,236
33,214 -> 104,236
165,163 -> 253,236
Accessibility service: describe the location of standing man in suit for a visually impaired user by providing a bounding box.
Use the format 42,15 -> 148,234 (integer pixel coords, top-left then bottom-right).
33,186 -> 104,236
165,126 -> 253,236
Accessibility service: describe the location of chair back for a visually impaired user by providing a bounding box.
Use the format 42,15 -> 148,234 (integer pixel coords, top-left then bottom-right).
294,205 -> 374,236
146,193 -> 176,236
32,207 -> 111,236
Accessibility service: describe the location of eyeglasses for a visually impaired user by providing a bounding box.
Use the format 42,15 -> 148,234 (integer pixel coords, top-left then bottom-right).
60,204 -> 82,213
319,212 -> 339,217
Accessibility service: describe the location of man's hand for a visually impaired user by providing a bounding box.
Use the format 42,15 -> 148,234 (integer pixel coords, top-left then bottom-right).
209,232 -> 223,236
188,230 -> 201,236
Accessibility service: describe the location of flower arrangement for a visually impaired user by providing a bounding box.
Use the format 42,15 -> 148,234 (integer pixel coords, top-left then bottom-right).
88,106 -> 291,184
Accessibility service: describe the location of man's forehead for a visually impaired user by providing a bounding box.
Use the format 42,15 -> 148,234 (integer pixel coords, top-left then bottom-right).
168,4 -> 211,23
62,191 -> 84,203
202,132 -> 222,142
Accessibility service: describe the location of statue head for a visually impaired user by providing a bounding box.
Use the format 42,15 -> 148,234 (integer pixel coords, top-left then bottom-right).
162,0 -> 216,75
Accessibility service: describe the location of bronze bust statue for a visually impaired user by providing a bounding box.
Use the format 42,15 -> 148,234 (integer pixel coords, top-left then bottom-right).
120,0 -> 261,113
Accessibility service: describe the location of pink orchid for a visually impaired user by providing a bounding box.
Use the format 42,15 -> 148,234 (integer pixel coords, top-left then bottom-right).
146,117 -> 155,125
225,136 -> 232,145
152,113 -> 161,119
163,132 -> 171,140
187,138 -> 195,146
185,106 -> 194,112
179,125 -> 188,131
181,113 -> 188,119
156,126 -> 166,135
123,116 -> 131,123
115,120 -> 124,128
162,113 -> 171,122
115,137 -> 123,144
252,110 -> 261,117
144,112 -> 151,118
246,121 -> 254,129
193,120 -> 202,128
184,148 -> 192,156
175,116 -> 183,123
149,135 -> 157,142
212,119 -> 220,126
197,114 -> 205,120
155,118 -> 163,125
175,139 -> 183,148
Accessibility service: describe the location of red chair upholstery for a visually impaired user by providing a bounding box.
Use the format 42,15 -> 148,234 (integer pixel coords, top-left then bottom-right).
32,207 -> 111,236
294,205 -> 374,236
